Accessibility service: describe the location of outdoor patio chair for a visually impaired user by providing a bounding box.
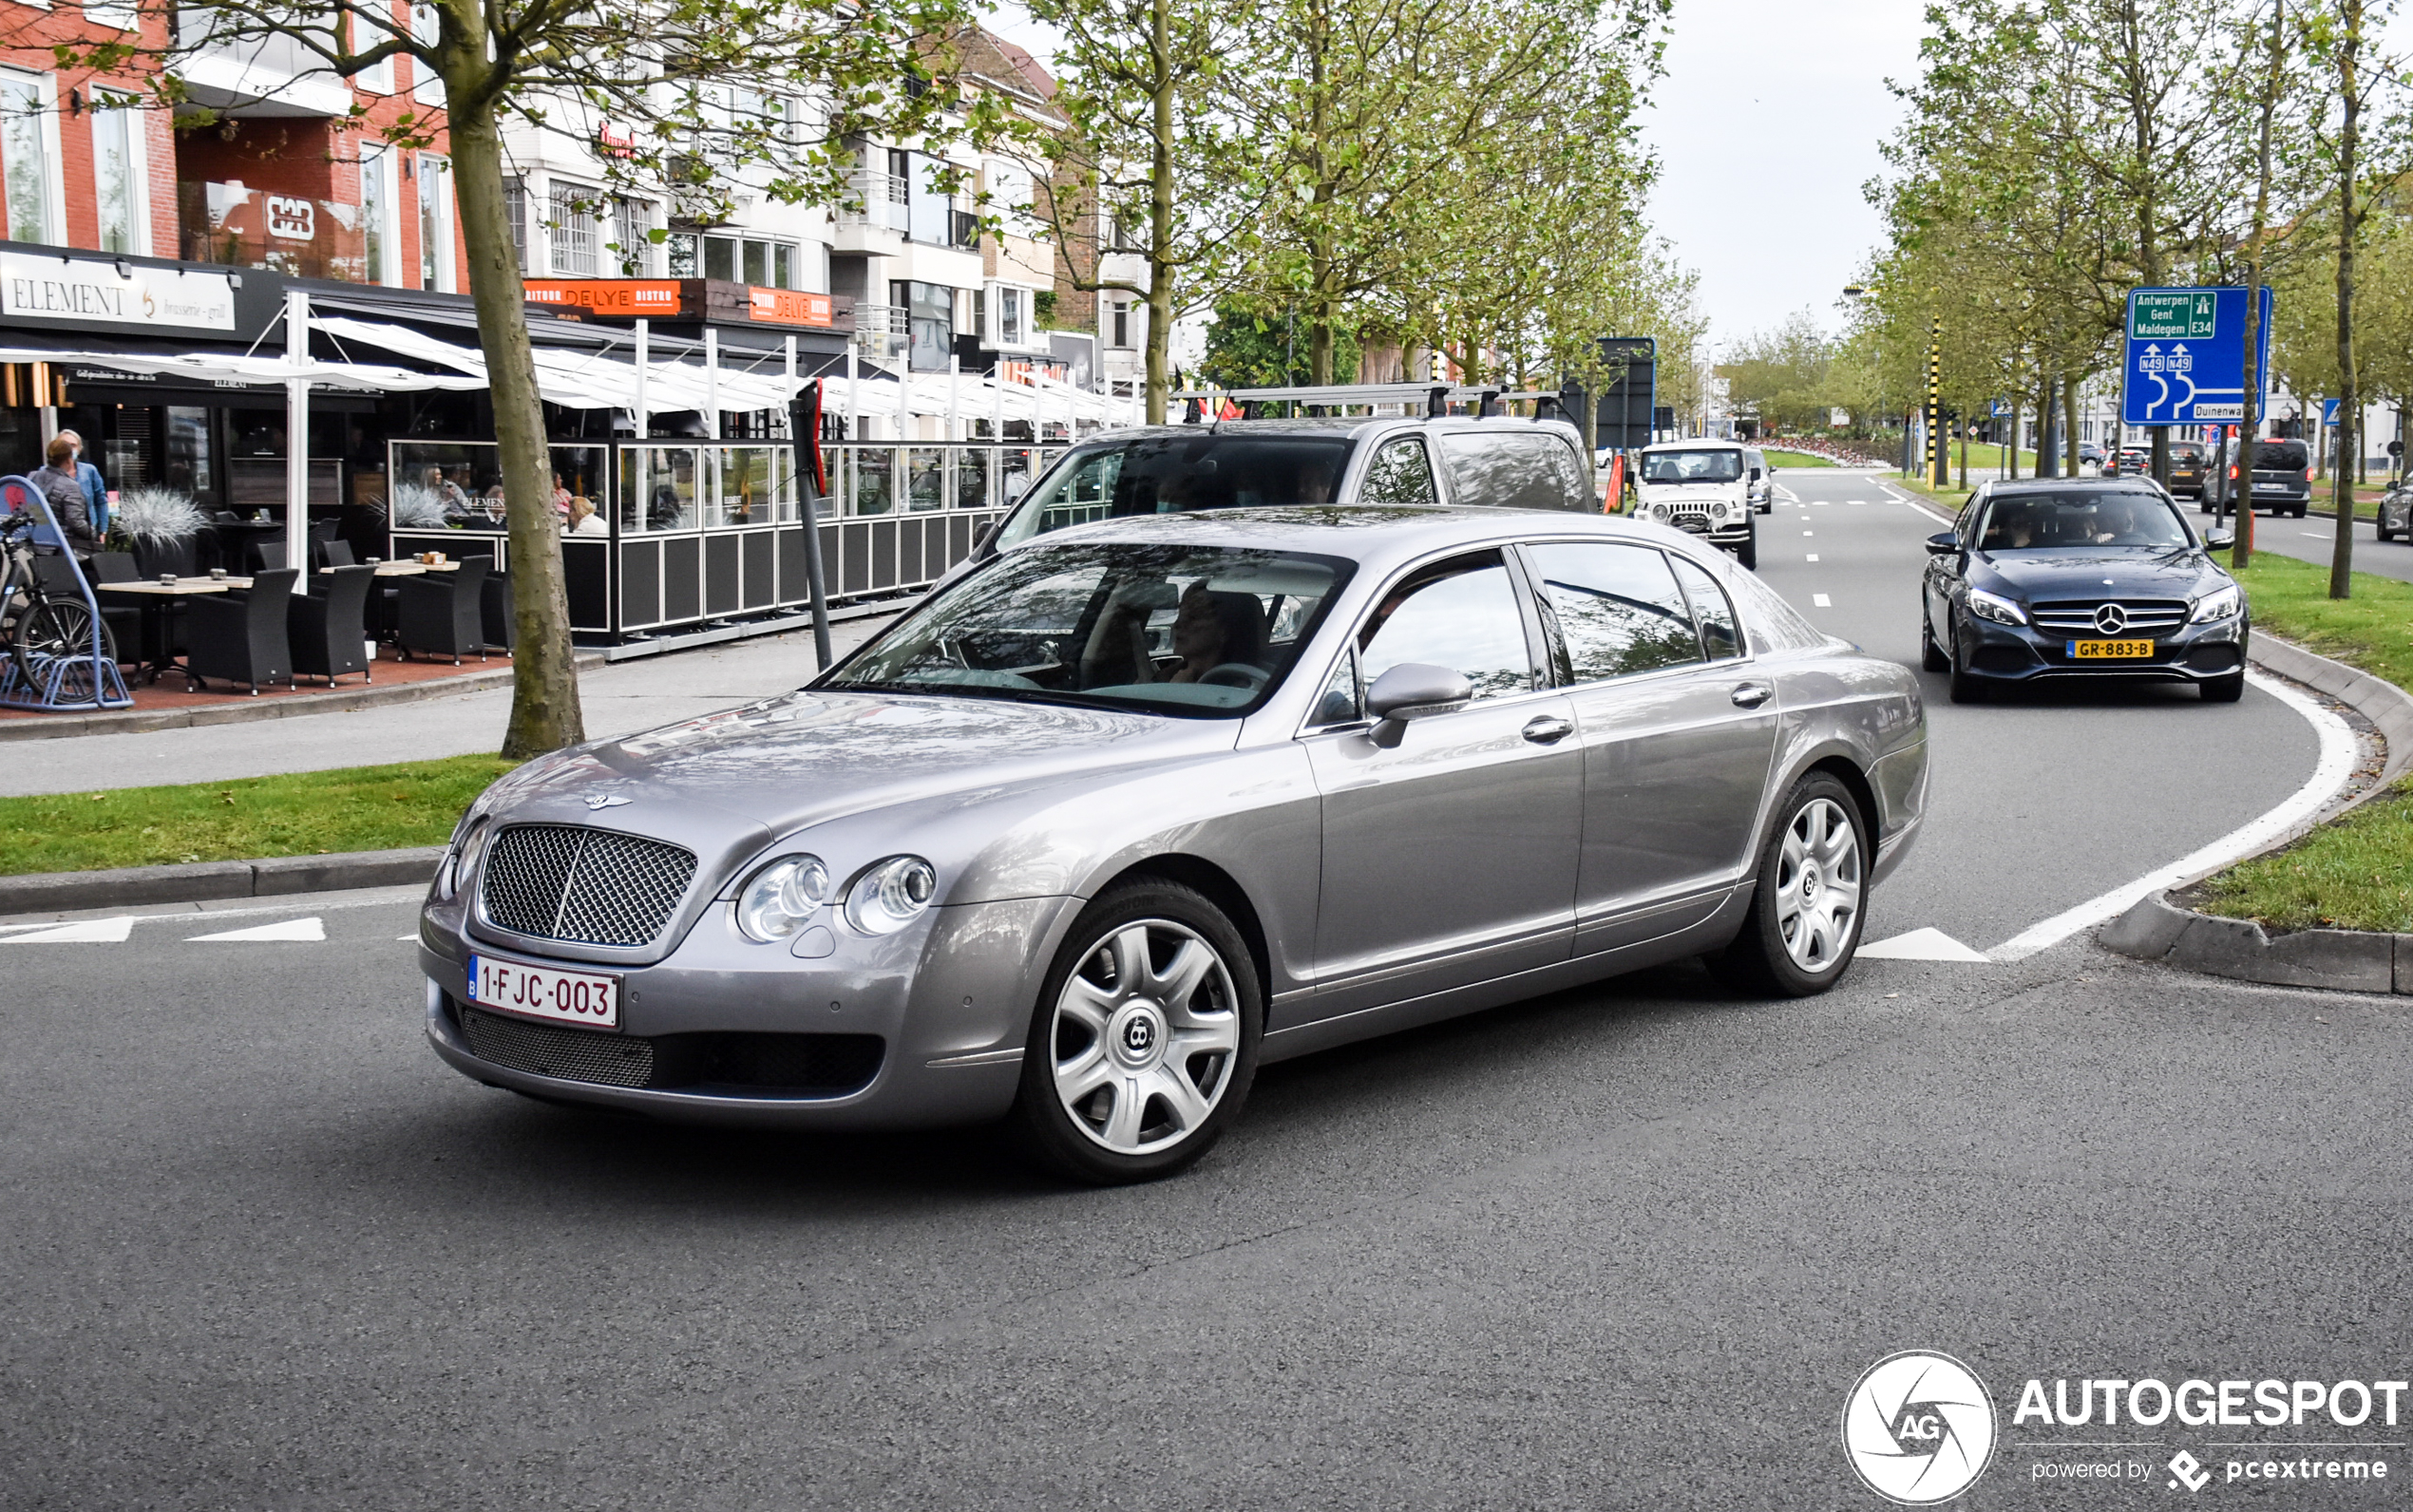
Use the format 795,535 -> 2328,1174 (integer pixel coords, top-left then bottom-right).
182,567 -> 297,694
395,558 -> 490,664
479,567 -> 516,653
289,564 -> 374,687
317,539 -> 356,570
256,541 -> 287,573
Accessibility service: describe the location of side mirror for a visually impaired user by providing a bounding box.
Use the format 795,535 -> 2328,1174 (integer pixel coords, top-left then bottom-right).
1925,531 -> 1960,557
1365,662 -> 1473,748
2204,529 -> 2235,551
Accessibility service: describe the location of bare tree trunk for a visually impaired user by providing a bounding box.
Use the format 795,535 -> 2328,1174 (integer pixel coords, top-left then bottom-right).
451,99 -> 584,758
2331,0 -> 2363,599
2063,376 -> 2080,479
2233,0 -> 2283,570
1137,0 -> 1176,425
2007,390 -> 2021,480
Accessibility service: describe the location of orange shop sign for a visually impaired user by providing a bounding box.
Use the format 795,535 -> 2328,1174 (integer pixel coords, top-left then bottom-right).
524,280 -> 684,317
746,287 -> 833,328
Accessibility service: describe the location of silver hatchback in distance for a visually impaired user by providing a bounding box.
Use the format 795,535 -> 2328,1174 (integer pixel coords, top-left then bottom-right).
420,507 -> 1928,1182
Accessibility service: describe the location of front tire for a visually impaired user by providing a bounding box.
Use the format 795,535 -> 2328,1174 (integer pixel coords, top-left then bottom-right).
1920,613 -> 1949,672
1734,529 -> 1758,570
1709,773 -> 1870,997
1012,881 -> 1262,1184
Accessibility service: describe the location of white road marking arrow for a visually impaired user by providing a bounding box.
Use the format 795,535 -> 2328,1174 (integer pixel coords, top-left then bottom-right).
188,917 -> 326,942
5,917 -> 135,943
1859,927 -> 1992,962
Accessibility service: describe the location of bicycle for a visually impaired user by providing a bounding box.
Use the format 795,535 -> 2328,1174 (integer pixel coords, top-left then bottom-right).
1,498 -> 119,705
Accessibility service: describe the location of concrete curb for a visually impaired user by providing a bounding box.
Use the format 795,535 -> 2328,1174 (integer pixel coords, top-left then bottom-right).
2100,632 -> 2413,992
0,847 -> 442,915
2101,892 -> 2412,994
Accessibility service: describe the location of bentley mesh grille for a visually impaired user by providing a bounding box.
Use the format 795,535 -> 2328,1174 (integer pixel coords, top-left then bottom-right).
458,1003 -> 655,1087
479,823 -> 697,946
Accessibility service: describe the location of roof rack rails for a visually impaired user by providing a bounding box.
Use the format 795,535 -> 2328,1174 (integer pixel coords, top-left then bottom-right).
1168,382 -> 1560,406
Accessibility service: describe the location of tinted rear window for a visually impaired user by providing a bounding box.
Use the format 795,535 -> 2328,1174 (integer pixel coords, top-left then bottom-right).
995,435 -> 1357,549
1434,431 -> 1588,510
2255,441 -> 2309,471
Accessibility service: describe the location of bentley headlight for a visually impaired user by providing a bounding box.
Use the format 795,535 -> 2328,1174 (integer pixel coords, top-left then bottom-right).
2191,583 -> 2243,623
845,855 -> 938,936
438,816 -> 488,901
736,854 -> 833,942
1967,589 -> 2028,627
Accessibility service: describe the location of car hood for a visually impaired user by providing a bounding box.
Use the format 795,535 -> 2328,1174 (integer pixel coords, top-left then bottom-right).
1972,547 -> 2222,601
480,690 -> 1239,847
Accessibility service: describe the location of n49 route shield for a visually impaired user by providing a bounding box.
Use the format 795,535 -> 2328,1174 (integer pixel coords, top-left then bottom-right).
2121,285 -> 2272,426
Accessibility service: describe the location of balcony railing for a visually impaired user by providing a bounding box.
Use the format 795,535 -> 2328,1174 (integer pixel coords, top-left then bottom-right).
835,169 -> 908,233
851,303 -> 906,355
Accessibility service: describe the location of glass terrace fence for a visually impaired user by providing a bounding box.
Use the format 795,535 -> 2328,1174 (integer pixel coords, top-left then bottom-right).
386,440 -> 1047,640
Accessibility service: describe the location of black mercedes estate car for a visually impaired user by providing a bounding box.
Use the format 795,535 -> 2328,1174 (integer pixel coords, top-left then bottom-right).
1920,478 -> 2246,703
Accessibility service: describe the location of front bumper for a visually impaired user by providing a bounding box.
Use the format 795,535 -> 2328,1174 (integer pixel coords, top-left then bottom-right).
1954,612 -> 2249,686
418,891 -> 1082,1130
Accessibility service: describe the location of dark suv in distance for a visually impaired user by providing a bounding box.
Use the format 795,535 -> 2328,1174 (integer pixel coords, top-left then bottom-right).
2211,436 -> 2314,517
2167,440 -> 2209,498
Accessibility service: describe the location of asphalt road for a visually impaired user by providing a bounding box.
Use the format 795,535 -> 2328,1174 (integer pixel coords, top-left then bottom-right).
1757,469 -> 2322,955
6,483 -> 2399,1511
2203,503 -> 2413,586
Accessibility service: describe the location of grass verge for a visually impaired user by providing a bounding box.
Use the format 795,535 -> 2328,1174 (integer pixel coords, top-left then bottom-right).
2191,779 -> 2413,933
1760,448 -> 1834,469
2188,549 -> 2413,933
0,754 -> 521,877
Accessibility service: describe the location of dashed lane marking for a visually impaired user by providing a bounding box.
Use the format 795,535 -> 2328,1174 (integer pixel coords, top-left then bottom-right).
1813,594 -> 1833,607
1807,554 -> 1820,561
188,917 -> 326,943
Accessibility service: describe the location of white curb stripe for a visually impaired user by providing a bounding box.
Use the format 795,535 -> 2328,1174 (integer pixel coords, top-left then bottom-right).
1986,669 -> 2359,962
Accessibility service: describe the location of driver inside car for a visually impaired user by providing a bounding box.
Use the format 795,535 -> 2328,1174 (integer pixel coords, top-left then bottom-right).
1081,578 -> 1265,687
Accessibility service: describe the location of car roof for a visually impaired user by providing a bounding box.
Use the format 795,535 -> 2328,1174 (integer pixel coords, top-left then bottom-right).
1986,476 -> 2169,494
1026,502 -> 1690,574
1644,438 -> 1746,450
1067,417 -> 1586,444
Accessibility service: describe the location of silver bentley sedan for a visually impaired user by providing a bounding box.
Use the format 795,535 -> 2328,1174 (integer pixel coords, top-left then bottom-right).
420,506 -> 1927,1181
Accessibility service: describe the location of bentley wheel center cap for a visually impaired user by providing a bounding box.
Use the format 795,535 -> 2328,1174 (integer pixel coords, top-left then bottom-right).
1799,861 -> 1822,897
1112,1003 -> 1165,1067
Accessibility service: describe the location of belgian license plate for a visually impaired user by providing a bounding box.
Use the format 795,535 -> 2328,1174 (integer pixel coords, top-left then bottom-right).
467,953 -> 620,1030
2068,639 -> 2155,659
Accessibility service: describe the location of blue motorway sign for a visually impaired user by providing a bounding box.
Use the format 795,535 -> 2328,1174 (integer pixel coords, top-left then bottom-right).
2322,398 -> 2342,428
2120,286 -> 2272,426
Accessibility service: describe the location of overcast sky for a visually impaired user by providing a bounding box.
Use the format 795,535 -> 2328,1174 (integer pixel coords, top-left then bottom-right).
1639,0 -> 1926,355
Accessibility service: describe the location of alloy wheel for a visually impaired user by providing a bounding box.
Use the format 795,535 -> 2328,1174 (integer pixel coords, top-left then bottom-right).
1051,918 -> 1240,1155
1774,797 -> 1862,974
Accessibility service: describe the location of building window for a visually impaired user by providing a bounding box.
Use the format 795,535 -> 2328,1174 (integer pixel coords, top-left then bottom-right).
550,184 -> 598,275
502,178 -> 529,273
0,71 -> 56,246
417,154 -> 452,291
999,287 -> 1022,346
91,93 -> 141,255
699,235 -> 797,288
360,144 -> 395,284
1112,300 -> 1130,350
666,231 -> 698,277
609,198 -> 656,275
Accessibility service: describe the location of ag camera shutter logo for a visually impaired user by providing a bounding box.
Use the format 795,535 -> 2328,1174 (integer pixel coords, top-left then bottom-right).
1841,1351 -> 1998,1504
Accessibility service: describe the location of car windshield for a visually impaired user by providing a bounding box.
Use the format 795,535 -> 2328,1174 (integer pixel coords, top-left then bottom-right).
820,542 -> 1352,717
1642,448 -> 1743,483
1975,491 -> 2194,550
994,435 -> 1358,550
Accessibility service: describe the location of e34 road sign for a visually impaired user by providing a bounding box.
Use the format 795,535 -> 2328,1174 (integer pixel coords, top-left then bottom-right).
2121,286 -> 2271,426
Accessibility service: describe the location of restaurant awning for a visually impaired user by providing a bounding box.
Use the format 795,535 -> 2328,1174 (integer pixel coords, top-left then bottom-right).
0,339 -> 484,394
312,314 -> 808,414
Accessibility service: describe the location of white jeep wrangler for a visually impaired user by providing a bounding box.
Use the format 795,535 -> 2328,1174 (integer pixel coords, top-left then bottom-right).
1634,440 -> 1760,568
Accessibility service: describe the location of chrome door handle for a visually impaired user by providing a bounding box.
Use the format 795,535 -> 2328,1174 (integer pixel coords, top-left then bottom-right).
1521,715 -> 1575,745
1730,683 -> 1774,709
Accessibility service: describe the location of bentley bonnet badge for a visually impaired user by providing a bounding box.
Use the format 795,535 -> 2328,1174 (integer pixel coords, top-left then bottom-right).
582,793 -> 633,810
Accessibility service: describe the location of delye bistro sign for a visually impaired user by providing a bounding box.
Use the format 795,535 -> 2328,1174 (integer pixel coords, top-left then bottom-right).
524,277 -> 834,329
0,252 -> 238,331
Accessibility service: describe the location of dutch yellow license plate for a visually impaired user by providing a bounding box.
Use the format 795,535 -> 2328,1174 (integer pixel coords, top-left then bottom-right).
2067,639 -> 2155,659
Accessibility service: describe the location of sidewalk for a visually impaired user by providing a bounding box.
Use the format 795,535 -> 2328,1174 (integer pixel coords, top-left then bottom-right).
0,613 -> 899,799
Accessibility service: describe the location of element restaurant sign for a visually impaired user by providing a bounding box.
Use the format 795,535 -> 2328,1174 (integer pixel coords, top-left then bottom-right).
523,278 -> 834,329
0,252 -> 238,331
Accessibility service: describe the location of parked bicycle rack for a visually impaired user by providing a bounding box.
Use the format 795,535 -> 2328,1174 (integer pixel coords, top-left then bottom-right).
0,475 -> 134,713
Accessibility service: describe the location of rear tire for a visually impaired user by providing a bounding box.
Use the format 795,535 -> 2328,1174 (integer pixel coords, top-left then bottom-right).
2200,671 -> 2245,703
1011,881 -> 1262,1184
1709,772 -> 1870,997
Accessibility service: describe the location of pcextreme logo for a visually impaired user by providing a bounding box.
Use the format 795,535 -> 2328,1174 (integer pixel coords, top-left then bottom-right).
1841,1351 -> 1999,1504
